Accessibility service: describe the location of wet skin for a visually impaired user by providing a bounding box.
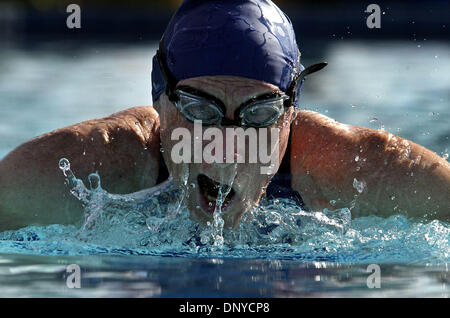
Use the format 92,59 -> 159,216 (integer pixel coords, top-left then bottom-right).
290,111 -> 450,220
0,75 -> 449,231
0,107 -> 162,230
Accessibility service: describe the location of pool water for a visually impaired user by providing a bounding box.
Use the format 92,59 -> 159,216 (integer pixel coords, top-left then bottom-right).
0,41 -> 449,297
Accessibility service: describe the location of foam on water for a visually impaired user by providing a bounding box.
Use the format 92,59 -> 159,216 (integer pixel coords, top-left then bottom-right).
0,158 -> 448,264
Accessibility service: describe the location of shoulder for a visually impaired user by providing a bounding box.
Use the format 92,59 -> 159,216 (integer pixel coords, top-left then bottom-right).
0,106 -> 163,230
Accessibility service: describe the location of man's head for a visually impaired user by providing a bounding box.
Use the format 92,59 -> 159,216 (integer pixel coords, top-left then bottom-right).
151,0 -> 325,227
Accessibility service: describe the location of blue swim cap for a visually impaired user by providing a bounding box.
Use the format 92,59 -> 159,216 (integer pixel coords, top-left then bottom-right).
152,0 -> 326,107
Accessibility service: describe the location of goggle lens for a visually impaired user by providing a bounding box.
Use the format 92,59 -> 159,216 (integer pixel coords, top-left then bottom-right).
240,97 -> 287,127
175,89 -> 288,127
176,91 -> 223,125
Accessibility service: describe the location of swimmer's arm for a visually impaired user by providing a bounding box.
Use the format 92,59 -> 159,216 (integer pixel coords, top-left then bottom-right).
289,110 -> 450,221
0,106 -> 162,231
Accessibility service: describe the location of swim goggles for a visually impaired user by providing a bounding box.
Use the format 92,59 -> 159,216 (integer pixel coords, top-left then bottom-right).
156,39 -> 327,128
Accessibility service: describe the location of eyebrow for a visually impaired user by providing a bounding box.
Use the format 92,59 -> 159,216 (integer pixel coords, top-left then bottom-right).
176,85 -> 283,108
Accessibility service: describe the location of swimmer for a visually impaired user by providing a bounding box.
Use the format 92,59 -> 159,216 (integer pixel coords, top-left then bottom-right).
0,0 -> 448,231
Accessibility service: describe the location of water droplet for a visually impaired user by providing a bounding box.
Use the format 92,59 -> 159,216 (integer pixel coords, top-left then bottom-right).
355,155 -> 359,162
391,195 -> 396,200
442,153 -> 449,160
59,158 -> 70,172
88,173 -> 101,190
353,178 -> 366,194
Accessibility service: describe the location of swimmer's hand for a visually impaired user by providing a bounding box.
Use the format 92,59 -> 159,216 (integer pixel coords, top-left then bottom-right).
290,110 -> 450,222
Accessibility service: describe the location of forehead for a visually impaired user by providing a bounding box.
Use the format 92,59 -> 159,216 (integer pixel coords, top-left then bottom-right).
177,75 -> 282,108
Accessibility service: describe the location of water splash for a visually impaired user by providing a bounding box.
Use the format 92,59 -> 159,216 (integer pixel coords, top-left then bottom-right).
0,158 -> 448,264
208,164 -> 238,248
353,178 -> 367,194
54,159 -> 355,251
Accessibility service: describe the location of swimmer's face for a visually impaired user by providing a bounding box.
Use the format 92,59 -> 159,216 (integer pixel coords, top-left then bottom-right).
156,75 -> 296,228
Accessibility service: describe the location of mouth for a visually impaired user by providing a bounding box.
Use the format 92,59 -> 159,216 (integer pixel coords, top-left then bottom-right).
197,174 -> 236,215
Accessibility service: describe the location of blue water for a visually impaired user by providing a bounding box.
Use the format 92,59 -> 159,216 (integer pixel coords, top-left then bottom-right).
0,41 -> 449,297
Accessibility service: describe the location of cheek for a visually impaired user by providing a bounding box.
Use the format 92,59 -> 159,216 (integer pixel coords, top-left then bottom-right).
233,164 -> 270,201
276,113 -> 293,161
255,121 -> 291,173
159,103 -> 193,148
278,126 -> 290,159
159,107 -> 193,179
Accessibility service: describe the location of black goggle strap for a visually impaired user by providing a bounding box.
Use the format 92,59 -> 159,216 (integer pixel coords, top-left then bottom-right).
285,61 -> 328,107
157,37 -> 179,102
